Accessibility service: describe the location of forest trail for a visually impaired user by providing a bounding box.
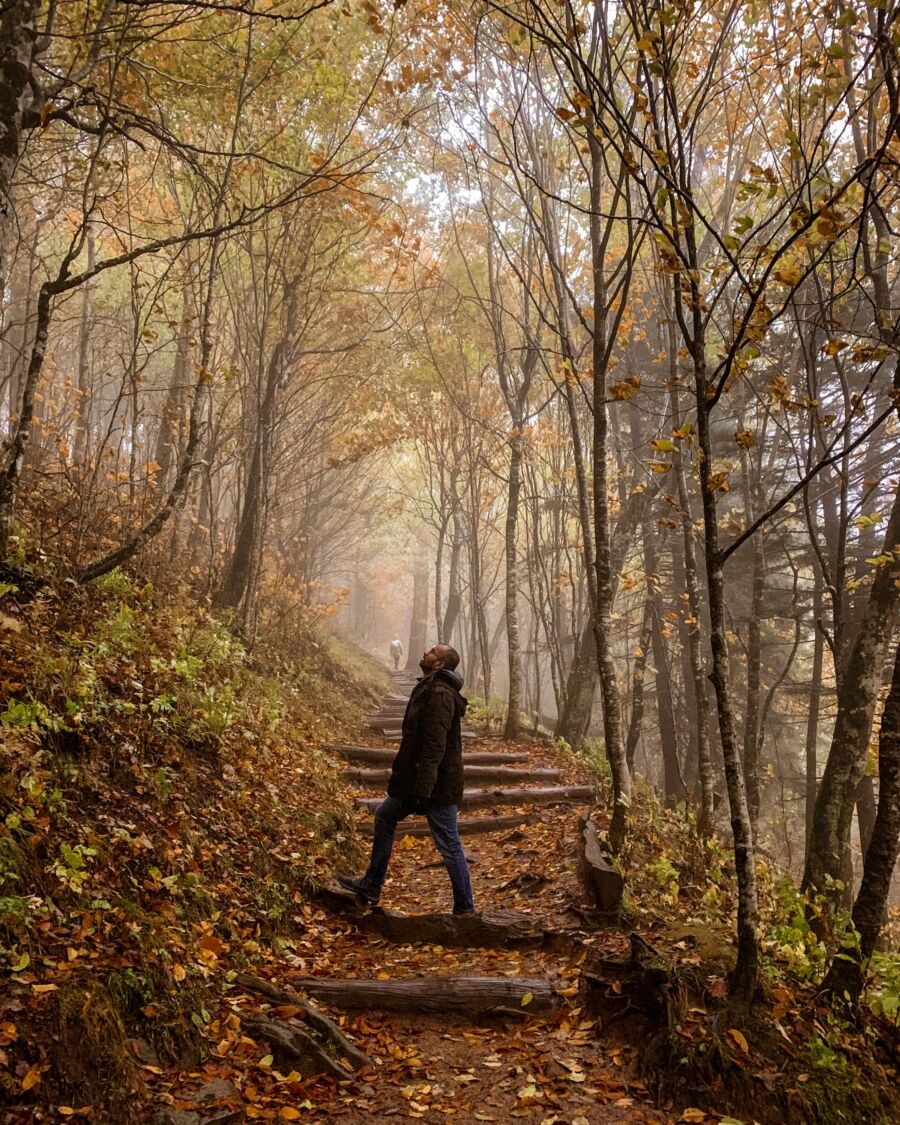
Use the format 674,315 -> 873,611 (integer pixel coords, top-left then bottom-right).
226,672 -> 673,1125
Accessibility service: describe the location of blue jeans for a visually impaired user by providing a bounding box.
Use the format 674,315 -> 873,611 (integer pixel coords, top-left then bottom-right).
363,796 -> 475,913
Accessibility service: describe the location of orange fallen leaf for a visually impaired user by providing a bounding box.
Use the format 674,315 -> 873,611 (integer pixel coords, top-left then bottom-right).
726,1027 -> 749,1053
21,1067 -> 41,1091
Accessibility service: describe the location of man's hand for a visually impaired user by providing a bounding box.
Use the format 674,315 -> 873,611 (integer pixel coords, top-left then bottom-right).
409,797 -> 430,815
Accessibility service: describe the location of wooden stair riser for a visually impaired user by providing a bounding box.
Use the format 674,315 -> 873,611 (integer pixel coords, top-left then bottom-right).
345,765 -> 562,786
355,785 -> 593,812
358,813 -> 536,837
328,745 -> 531,766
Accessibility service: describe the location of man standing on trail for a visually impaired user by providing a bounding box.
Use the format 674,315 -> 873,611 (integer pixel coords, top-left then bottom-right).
389,637 -> 403,670
340,643 -> 475,915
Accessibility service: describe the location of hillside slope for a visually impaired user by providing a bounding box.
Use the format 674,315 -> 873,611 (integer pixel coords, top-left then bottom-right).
0,572 -> 382,1119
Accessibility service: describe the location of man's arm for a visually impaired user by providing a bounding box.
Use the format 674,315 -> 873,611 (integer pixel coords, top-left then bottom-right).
414,687 -> 454,799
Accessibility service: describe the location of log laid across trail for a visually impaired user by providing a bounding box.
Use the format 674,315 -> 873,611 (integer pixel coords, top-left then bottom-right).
355,785 -> 593,813
288,975 -> 557,1015
315,886 -> 546,947
327,744 -> 531,766
344,765 -> 562,787
358,812 -> 536,837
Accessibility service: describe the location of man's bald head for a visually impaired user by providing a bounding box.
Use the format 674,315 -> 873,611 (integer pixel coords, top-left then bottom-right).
434,644 -> 460,671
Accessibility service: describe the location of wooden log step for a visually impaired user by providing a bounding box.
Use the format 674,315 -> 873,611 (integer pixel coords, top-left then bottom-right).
315,888 -> 545,948
359,813 -> 536,837
355,785 -> 593,813
328,745 -> 531,766
345,765 -> 562,787
287,975 -> 557,1015
380,729 -> 478,740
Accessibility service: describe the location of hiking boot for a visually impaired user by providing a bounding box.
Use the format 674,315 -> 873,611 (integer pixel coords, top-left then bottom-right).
337,875 -> 380,906
453,908 -> 477,916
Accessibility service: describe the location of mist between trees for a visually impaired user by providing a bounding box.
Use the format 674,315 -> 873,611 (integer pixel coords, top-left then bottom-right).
1,0 -> 898,1004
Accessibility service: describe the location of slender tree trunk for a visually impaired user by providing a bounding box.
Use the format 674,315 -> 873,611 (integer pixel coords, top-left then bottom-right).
0,280 -> 51,553
625,595 -> 652,776
803,472 -> 900,907
155,279 -> 193,487
805,579 -> 825,850
821,641 -> 900,1003
669,377 -> 714,833
405,559 -> 428,672
216,282 -> 298,614
442,505 -> 462,642
587,139 -> 630,849
73,228 -> 95,466
696,384 -> 759,1003
741,454 -> 766,838
503,425 -> 524,738
0,0 -> 40,282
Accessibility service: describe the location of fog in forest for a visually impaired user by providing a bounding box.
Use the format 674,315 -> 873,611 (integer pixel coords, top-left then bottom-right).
1,0 -> 899,1047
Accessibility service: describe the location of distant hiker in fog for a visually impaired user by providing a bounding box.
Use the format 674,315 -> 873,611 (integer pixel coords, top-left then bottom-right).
389,637 -> 403,670
340,643 -> 475,914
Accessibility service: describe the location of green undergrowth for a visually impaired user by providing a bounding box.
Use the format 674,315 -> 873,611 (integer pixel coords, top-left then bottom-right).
0,569 -> 384,1119
590,784 -> 900,1125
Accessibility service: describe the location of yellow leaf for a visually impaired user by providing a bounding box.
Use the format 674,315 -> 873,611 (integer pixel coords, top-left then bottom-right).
279,1110 -> 302,1121
520,992 -> 533,1006
376,972 -> 391,980
727,1027 -> 749,1052
773,265 -> 802,286
680,1110 -> 705,1123
173,963 -> 186,982
21,1067 -> 41,1091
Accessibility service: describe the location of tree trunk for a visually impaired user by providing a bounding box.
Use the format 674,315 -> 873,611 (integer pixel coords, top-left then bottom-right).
214,281 -> 299,616
405,558 -> 428,671
0,280 -> 51,553
441,505 -> 462,642
625,593 -> 652,776
803,471 -> 900,907
555,620 -> 597,748
0,0 -> 40,282
696,384 -> 759,1004
503,426 -> 524,738
804,579 -> 825,850
741,453 -> 766,838
669,355 -> 714,832
73,228 -> 95,466
821,641 -> 900,1003
154,278 -> 193,487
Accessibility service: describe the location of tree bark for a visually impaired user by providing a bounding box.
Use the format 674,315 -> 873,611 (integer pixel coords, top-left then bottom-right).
216,281 -> 299,615
821,641 -> 900,1002
405,558 -> 428,671
668,354 -> 714,832
803,472 -> 900,906
696,381 -> 759,1003
0,0 -> 40,282
741,452 -> 766,838
288,975 -> 557,1015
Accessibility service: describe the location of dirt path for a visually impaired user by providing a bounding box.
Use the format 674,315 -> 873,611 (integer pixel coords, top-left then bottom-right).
281,676 -> 672,1124
152,676 -> 676,1124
